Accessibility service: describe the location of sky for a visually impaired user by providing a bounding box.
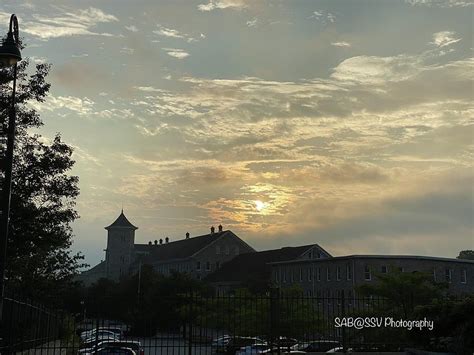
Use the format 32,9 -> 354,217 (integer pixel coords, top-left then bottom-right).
0,0 -> 472,268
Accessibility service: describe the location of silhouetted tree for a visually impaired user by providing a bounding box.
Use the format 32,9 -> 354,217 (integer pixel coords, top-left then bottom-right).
0,57 -> 85,304
457,250 -> 474,260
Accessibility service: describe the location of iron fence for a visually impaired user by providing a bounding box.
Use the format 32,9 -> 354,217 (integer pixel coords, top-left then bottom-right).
0,290 -> 440,354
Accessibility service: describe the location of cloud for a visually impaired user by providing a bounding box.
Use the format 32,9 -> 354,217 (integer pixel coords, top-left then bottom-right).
330,54 -> 423,84
125,25 -> 138,32
22,7 -> 118,39
309,10 -> 336,24
198,0 -> 250,11
162,48 -> 190,59
431,31 -> 461,47
154,24 -> 201,43
246,18 -> 258,27
30,95 -> 94,116
406,0 -> 473,7
331,41 -> 351,48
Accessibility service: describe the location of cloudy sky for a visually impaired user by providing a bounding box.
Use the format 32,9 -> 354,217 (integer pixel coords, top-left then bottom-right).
1,0 -> 472,267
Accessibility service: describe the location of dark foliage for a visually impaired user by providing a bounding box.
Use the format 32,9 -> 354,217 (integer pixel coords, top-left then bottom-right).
1,58 -> 86,304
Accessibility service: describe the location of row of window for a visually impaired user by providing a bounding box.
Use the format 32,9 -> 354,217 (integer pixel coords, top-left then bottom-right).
275,265 -> 354,283
196,261 -> 220,271
215,245 -> 240,255
275,265 -> 468,284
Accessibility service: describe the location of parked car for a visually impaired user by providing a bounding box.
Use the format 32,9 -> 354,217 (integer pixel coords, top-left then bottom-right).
224,337 -> 265,354
293,340 -> 341,352
79,340 -> 143,355
80,332 -> 121,350
236,343 -> 271,355
326,347 -> 352,353
211,335 -> 232,353
81,327 -> 124,341
96,347 -> 136,355
270,337 -> 298,349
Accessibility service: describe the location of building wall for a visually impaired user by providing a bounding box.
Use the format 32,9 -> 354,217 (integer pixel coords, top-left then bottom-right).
134,233 -> 255,280
272,257 -> 474,297
106,227 -> 135,281
191,233 -> 255,280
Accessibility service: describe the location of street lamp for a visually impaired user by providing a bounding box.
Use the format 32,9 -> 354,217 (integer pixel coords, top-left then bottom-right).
0,14 -> 22,322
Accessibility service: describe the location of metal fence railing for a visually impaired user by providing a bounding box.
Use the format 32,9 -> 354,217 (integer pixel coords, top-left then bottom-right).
0,289 -> 458,354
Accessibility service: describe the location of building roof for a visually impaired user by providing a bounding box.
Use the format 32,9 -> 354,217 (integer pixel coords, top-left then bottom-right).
205,244 -> 319,283
105,210 -> 138,230
269,254 -> 474,265
134,230 -> 247,264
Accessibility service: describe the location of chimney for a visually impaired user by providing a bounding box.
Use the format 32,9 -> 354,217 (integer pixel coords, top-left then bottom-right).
159,238 -> 163,245
218,224 -> 223,232
210,226 -> 215,234
185,232 -> 190,239
165,237 -> 169,243
148,241 -> 152,246
154,240 -> 158,245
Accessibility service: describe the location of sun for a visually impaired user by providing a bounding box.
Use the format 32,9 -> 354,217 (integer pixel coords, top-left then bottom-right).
255,200 -> 265,212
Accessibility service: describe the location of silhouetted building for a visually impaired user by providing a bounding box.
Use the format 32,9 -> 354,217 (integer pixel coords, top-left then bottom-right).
205,244 -> 331,294
77,210 -> 255,285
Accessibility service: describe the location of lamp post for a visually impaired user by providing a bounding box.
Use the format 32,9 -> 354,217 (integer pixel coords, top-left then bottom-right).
0,14 -> 22,322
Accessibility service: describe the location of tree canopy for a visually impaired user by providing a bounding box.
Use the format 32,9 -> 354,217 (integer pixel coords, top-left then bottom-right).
457,250 -> 474,260
1,58 -> 85,303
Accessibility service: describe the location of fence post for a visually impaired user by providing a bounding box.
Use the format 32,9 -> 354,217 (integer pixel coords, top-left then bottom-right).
188,292 -> 192,355
269,287 -> 280,354
341,290 -> 346,353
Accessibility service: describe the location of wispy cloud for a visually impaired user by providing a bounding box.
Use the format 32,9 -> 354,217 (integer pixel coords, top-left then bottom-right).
125,25 -> 138,32
246,18 -> 258,27
431,31 -> 461,47
331,41 -> 351,48
406,0 -> 473,7
309,10 -> 336,24
22,7 -> 118,39
154,24 -> 202,43
162,48 -> 190,59
198,0 -> 250,11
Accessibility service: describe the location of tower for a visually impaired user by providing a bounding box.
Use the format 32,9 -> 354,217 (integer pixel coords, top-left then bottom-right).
104,210 -> 138,281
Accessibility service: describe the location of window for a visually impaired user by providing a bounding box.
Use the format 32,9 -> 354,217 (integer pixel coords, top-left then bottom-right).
327,290 -> 332,305
206,261 -> 211,271
197,274 -> 201,280
432,268 -> 437,282
336,266 -> 341,281
317,290 -> 322,305
216,261 -> 220,269
317,267 -> 321,281
326,267 -> 331,281
196,261 -> 201,271
317,252 -> 322,259
461,269 -> 467,284
308,268 -> 312,281
291,270 -> 294,282
299,268 -> 303,282
364,265 -> 371,281
225,246 -> 230,255
445,268 -> 452,283
216,245 -> 221,254
283,270 -> 287,283
308,251 -> 312,259
348,290 -> 353,305
346,264 -> 352,280
336,290 -> 342,305
234,246 -> 239,255
381,265 -> 388,274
